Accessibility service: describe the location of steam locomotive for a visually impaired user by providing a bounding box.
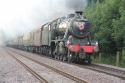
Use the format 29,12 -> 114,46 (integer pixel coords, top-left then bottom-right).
7,11 -> 99,64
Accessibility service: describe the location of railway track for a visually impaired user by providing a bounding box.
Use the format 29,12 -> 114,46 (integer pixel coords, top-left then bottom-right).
11,48 -> 125,80
83,64 -> 125,79
67,61 -> 125,79
45,52 -> 125,79
8,48 -> 88,83
10,48 -> 125,80
7,50 -> 49,83
63,60 -> 125,79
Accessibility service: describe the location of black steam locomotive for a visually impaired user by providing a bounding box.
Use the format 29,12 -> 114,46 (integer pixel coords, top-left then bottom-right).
7,11 -> 99,64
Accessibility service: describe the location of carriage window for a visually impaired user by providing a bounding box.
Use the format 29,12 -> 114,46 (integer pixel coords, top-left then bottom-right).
43,24 -> 50,31
51,21 -> 57,29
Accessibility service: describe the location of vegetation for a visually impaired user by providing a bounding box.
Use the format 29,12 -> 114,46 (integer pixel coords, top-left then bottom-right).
85,0 -> 125,67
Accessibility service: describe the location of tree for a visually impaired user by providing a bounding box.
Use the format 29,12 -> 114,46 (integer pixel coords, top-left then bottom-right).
85,0 -> 125,53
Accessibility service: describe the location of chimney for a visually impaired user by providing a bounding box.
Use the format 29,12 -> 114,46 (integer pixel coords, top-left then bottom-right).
75,11 -> 83,15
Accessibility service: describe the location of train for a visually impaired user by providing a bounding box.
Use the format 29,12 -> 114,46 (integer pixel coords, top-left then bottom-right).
7,11 -> 99,64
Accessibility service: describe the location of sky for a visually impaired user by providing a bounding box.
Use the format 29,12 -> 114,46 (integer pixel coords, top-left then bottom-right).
0,0 -> 87,45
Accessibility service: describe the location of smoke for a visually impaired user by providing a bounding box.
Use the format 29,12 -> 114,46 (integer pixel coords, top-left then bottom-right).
0,0 -> 87,44
30,0 -> 87,27
65,0 -> 87,11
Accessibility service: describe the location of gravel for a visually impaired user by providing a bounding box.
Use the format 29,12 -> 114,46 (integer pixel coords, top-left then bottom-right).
10,51 -> 76,83
94,63 -> 125,71
0,47 -> 40,83
10,47 -> 125,83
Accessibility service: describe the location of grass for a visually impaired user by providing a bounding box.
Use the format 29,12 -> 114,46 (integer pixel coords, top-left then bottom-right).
92,52 -> 125,68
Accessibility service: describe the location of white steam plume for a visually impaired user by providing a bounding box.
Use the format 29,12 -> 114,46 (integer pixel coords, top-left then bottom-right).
0,0 -> 87,45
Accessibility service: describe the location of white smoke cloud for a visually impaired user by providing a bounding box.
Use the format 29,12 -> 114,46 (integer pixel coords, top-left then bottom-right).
0,0 -> 87,44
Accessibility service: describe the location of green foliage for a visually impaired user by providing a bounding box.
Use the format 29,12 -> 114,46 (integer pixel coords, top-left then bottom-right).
85,0 -> 125,53
87,0 -> 104,6
93,53 -> 125,67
